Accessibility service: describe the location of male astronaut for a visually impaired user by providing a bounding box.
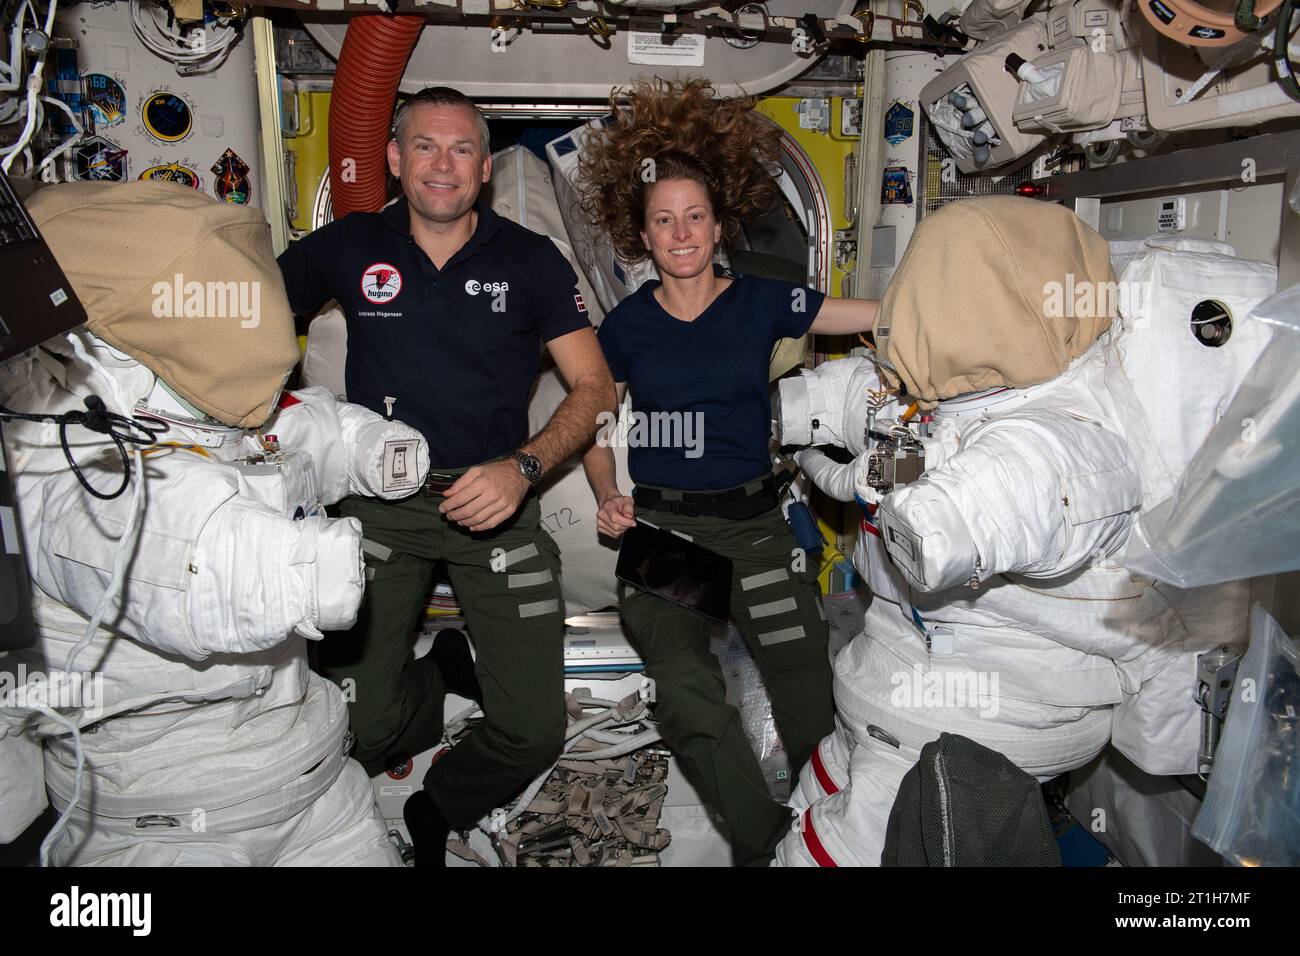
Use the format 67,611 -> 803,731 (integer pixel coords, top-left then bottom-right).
772,196 -> 1267,866
0,180 -> 430,865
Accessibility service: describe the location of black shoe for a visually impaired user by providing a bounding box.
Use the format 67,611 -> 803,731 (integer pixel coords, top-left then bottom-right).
430,628 -> 483,703
403,790 -> 451,868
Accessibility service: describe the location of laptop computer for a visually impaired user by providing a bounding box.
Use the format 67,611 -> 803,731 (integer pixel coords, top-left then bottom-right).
0,171 -> 87,363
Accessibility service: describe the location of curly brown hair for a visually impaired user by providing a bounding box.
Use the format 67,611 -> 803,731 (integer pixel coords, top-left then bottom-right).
576,77 -> 784,263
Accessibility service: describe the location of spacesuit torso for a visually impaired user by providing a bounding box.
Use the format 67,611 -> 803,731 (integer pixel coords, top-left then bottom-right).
774,238 -> 1276,866
0,334 -> 426,865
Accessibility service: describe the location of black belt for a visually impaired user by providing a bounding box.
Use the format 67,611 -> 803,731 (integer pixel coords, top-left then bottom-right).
423,469 -> 467,497
633,476 -> 778,521
423,456 -> 514,497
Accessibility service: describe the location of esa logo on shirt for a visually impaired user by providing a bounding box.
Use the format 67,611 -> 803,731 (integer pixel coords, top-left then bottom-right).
362,263 -> 403,303
465,279 -> 509,296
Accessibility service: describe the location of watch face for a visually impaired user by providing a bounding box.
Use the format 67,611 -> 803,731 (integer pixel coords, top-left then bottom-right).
516,452 -> 542,482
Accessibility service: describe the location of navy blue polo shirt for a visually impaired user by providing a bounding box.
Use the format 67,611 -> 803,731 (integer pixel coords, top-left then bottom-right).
598,275 -> 824,491
277,198 -> 592,467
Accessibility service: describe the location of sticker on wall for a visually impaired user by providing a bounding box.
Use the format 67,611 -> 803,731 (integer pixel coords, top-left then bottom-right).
140,161 -> 203,190
83,73 -> 127,128
47,48 -> 83,135
138,89 -> 195,144
73,136 -> 129,181
881,165 -> 913,205
211,148 -> 251,204
884,100 -> 914,146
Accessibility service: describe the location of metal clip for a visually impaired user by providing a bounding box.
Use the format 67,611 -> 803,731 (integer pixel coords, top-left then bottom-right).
1197,645 -> 1242,778
133,815 -> 181,830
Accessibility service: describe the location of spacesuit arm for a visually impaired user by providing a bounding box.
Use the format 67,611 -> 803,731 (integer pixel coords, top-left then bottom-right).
775,356 -> 871,448
793,449 -> 863,503
261,386 -> 430,505
778,356 -> 899,503
875,408 -> 1141,592
30,446 -> 364,659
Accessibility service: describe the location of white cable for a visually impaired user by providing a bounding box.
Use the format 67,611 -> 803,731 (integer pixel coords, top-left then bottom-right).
130,0 -> 238,73
30,703 -> 83,866
0,92 -> 20,124
0,0 -> 57,173
62,332 -> 147,675
28,334 -> 150,865
0,1 -> 35,94
1,73 -> 43,172
35,95 -> 82,181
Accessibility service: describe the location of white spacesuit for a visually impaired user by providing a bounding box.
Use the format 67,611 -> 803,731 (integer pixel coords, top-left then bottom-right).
773,197 -> 1277,866
0,181 -> 430,865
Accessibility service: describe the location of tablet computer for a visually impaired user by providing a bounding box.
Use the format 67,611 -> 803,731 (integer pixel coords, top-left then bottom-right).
615,520 -> 732,624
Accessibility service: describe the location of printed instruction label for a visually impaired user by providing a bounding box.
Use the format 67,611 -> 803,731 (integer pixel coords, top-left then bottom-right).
627,30 -> 705,66
383,439 -> 420,495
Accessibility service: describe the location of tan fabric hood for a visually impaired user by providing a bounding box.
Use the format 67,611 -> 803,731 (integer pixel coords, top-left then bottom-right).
873,196 -> 1116,409
26,180 -> 299,428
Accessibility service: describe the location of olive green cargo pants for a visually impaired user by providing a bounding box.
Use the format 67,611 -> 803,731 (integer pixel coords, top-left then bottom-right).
619,501 -> 835,865
319,491 -> 567,828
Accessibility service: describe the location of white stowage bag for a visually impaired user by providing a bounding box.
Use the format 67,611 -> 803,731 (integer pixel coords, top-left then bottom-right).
1106,236 -> 1236,285
546,122 -> 660,314
486,146 -> 607,329
1126,282 -> 1300,588
1106,240 -> 1277,510
529,367 -> 630,616
301,306 -> 348,400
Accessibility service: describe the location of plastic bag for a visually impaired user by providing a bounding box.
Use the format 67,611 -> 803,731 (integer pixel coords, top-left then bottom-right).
1191,605 -> 1300,866
1125,283 -> 1300,587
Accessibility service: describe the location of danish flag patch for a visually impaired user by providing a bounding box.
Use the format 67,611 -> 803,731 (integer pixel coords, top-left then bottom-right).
574,293 -> 587,313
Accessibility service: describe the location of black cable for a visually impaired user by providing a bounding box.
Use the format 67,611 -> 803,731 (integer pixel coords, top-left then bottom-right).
0,395 -> 166,500
1277,0 -> 1300,102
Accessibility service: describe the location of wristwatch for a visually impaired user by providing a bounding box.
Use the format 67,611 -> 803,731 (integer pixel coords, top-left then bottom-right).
511,450 -> 544,485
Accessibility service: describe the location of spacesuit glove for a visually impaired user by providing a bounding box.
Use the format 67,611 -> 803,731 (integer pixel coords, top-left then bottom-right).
851,448 -> 882,506
336,402 -> 431,500
190,505 -> 365,651
307,515 -> 366,636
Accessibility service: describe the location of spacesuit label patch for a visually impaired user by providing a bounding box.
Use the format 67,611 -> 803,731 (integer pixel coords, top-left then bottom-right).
383,439 -> 419,495
883,521 -> 924,585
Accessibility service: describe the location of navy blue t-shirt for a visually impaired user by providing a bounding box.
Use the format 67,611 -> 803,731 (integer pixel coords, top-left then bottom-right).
598,275 -> 823,491
277,198 -> 591,467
